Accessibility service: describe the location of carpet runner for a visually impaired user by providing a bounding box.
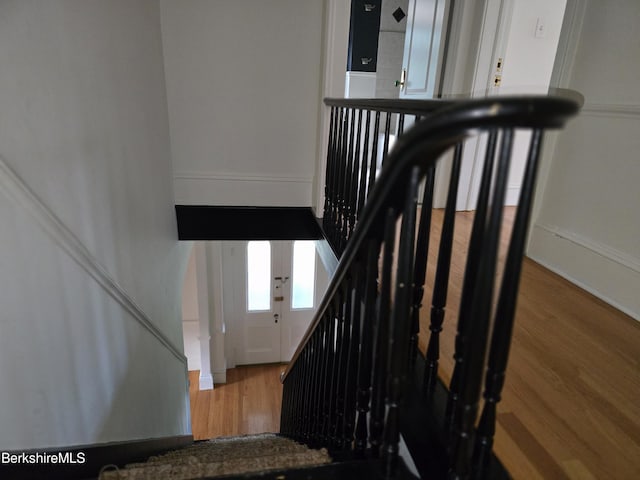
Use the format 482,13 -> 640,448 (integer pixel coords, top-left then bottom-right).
99,433 -> 331,479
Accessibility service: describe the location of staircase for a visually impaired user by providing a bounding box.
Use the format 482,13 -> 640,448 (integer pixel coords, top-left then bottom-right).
109,93 -> 580,480
2,93 -> 581,480
96,433 -> 419,480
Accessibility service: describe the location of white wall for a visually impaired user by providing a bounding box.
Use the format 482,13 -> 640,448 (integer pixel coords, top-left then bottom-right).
529,0 -> 640,320
161,0 -> 325,207
313,0 -> 351,214
182,246 -> 202,371
499,0 -> 567,205
500,0 -> 567,92
0,0 -> 190,450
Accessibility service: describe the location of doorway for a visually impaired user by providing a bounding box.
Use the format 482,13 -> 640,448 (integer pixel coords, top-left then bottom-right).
222,240 -> 328,366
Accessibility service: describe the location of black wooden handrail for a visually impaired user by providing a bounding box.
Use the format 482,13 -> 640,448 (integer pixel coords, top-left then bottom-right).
281,94 -> 580,479
324,97 -> 454,115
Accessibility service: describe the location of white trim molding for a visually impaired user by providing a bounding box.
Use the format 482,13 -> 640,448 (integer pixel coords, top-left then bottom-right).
580,103 -> 640,119
528,222 -> 640,321
534,223 -> 640,274
174,172 -> 313,183
199,373 -> 214,391
0,154 -> 188,364
173,171 -> 314,206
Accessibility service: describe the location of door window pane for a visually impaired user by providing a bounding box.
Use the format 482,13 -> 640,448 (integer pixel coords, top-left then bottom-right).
247,241 -> 271,311
292,241 -> 315,309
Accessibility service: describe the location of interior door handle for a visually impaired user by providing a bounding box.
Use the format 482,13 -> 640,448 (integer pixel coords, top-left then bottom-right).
395,68 -> 407,91
274,314 -> 279,324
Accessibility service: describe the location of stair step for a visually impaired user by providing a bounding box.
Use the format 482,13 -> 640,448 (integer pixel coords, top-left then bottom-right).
98,434 -> 332,480
196,458 -> 418,480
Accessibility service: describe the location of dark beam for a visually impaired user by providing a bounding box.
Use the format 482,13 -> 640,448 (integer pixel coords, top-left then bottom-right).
175,206 -> 324,241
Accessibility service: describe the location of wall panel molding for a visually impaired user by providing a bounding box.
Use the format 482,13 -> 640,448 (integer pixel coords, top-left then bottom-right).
0,155 -> 187,364
534,223 -> 640,273
529,222 -> 640,321
173,171 -> 314,207
581,103 -> 640,119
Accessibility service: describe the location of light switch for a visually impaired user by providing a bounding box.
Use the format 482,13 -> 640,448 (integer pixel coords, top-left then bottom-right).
535,17 -> 546,38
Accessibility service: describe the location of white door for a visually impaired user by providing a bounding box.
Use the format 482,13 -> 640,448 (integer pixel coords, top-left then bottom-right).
397,0 -> 452,208
399,0 -> 450,100
244,240 -> 283,364
223,240 -> 320,365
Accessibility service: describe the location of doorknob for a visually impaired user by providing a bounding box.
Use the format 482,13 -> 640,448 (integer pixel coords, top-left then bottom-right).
274,276 -> 289,283
274,313 -> 279,324
395,68 -> 407,91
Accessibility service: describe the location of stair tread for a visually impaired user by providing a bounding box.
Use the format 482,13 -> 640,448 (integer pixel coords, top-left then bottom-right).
99,434 -> 332,480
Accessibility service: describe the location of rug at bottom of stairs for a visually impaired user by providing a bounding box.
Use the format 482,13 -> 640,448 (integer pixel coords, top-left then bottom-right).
99,433 -> 331,479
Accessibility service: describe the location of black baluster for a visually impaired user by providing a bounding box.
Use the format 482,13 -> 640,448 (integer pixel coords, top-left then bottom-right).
472,130 -> 544,477
280,370 -> 290,435
313,317 -> 329,446
342,263 -> 362,451
397,113 -> 405,136
338,109 -> 351,252
321,306 -> 336,446
382,166 -> 420,479
331,285 -> 350,449
304,333 -> 317,444
369,208 -> 396,457
330,107 -> 342,249
424,143 -> 463,395
356,110 -> 372,223
409,165 -> 435,373
306,333 -> 317,443
347,110 -> 363,241
341,109 -> 356,249
381,112 -> 392,167
294,355 -> 305,440
354,240 -> 380,457
449,129 -> 514,480
367,111 -> 381,201
446,131 -> 498,428
329,107 -> 345,249
322,107 -> 335,236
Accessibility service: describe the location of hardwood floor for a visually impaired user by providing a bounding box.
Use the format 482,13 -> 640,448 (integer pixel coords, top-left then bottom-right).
418,209 -> 640,480
188,209 -> 640,479
188,364 -> 284,440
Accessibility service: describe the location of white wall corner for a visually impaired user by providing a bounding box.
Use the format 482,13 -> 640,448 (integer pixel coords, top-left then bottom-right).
314,0 -> 351,214
207,241 -> 228,385
195,242 -> 213,384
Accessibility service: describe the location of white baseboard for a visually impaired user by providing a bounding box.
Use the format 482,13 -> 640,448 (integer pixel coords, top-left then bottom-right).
199,373 -> 214,391
505,185 -> 520,206
528,223 -> 639,321
174,172 -> 313,206
213,369 -> 227,384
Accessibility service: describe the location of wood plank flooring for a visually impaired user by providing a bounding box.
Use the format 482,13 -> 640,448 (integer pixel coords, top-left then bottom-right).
188,364 -> 284,440
189,209 -> 640,479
